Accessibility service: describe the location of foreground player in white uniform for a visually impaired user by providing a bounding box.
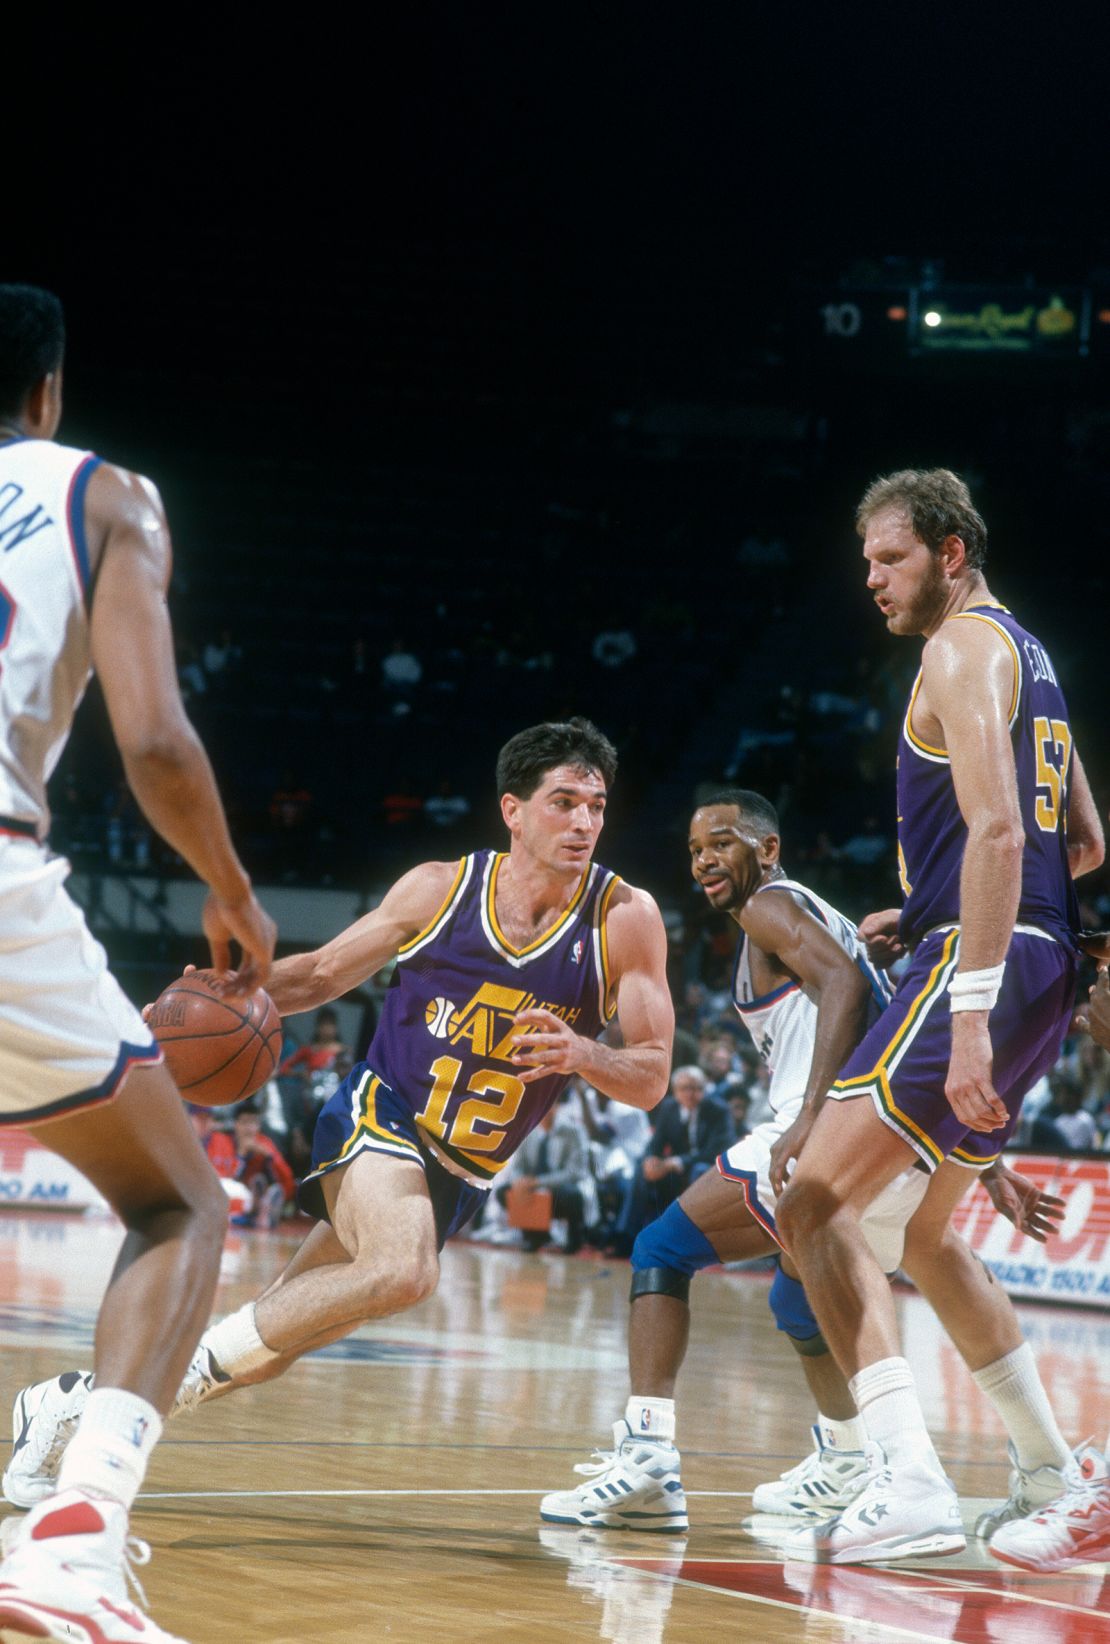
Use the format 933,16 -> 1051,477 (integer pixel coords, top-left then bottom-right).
541,791 -> 1068,1533
0,286 -> 275,1643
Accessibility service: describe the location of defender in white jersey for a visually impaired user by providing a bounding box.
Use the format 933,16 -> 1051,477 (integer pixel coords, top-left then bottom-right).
0,286 -> 275,1644
541,790 -> 1070,1534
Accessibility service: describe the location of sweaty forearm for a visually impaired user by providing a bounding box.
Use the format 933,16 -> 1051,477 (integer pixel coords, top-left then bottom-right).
122,734 -> 250,903
574,1038 -> 669,1111
956,822 -> 1023,970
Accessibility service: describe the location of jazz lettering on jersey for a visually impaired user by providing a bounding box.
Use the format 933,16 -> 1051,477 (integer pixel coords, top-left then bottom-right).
0,484 -> 53,553
423,980 -> 581,1062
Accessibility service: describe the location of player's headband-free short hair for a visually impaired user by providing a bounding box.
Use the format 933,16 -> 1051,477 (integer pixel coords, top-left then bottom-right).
695,788 -> 779,838
497,717 -> 618,800
0,285 -> 65,420
855,468 -> 988,570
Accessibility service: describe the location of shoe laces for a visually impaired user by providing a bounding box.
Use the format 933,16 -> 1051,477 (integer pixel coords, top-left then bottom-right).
573,1446 -> 619,1480
0,1515 -> 152,1610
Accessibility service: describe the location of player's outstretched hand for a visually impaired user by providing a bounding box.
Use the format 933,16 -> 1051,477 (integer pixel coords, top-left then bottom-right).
981,1161 -> 1065,1244
510,1007 -> 585,1084
1078,929 -> 1110,964
1074,968 -> 1110,1051
946,1016 -> 1008,1132
202,890 -> 277,997
769,1109 -> 817,1197
858,907 -> 906,969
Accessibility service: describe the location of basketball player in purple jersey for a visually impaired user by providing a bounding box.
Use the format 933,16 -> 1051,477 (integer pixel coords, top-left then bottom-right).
771,469 -> 1105,1564
0,287 -> 275,1641
6,719 -> 673,1463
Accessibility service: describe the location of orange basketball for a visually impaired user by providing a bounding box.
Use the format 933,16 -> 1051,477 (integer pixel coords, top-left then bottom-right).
148,969 -> 282,1108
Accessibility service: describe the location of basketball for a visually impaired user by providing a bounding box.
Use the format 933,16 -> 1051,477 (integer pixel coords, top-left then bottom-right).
148,969 -> 283,1108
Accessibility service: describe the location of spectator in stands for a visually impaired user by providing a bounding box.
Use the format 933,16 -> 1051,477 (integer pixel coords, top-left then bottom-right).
495,1097 -> 592,1254
727,1084 -> 752,1141
382,776 -> 423,830
381,638 -> 422,695
228,1104 -> 296,1230
612,1065 -> 734,1252
187,1106 -> 237,1180
278,1009 -> 350,1171
424,777 -> 471,832
202,628 -> 241,682
573,1078 -> 651,1247
1042,1069 -> 1099,1153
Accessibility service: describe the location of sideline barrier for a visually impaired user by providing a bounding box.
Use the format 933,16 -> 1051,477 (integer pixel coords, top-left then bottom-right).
0,1129 -> 106,1211
949,1150 -> 1110,1308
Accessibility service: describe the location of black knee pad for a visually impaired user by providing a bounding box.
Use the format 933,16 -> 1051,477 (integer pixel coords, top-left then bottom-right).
629,1266 -> 691,1304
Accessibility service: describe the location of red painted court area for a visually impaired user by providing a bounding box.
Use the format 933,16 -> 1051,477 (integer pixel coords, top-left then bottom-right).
619,1557 -> 1110,1643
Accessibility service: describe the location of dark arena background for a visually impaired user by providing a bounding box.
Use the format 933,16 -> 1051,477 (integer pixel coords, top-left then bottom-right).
3,15 -> 1110,1642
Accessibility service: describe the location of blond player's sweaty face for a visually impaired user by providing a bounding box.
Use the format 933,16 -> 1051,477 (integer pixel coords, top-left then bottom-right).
863,508 -> 948,637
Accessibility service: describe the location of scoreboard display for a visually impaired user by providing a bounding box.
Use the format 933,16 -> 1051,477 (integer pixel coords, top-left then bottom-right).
805,284 -> 1108,369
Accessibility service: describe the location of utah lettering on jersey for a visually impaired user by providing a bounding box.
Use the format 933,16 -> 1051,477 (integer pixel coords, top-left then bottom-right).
423,980 -> 582,1059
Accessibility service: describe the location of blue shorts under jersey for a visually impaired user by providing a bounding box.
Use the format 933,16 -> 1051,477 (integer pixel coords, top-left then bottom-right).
299,1059 -> 486,1248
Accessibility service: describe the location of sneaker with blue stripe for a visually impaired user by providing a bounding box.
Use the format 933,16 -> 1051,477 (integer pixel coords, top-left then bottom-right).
540,1420 -> 689,1532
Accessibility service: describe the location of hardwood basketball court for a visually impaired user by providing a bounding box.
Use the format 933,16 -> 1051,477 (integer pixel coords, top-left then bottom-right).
1,1210 -> 1106,1642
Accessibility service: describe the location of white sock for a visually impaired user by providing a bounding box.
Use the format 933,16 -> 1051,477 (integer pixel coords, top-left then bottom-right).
971,1343 -> 1070,1472
849,1356 -> 939,1470
625,1395 -> 675,1444
57,1388 -> 162,1511
817,1412 -> 867,1452
198,1304 -> 279,1380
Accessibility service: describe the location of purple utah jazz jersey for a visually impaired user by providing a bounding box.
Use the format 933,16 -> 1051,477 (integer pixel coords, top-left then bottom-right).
897,605 -> 1079,950
367,849 -> 620,1183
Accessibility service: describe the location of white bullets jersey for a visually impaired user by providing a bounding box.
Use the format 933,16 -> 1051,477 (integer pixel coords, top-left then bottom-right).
0,440 -> 101,835
732,878 -> 892,1114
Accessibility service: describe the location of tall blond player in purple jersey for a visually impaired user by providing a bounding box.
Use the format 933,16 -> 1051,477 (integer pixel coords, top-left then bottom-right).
773,469 -> 1105,1565
6,718 -> 673,1478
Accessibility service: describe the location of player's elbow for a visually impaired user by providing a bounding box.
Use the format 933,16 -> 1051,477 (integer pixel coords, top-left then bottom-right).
117,716 -> 201,775
1073,829 -> 1106,876
971,812 -> 1025,860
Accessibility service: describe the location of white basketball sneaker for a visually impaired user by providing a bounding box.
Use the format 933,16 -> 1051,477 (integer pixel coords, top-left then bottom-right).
751,1426 -> 869,1517
973,1439 -> 1067,1539
0,1489 -> 191,1641
540,1421 -> 689,1532
989,1441 -> 1110,1571
170,1344 -> 232,1417
3,1372 -> 94,1509
774,1441 -> 966,1564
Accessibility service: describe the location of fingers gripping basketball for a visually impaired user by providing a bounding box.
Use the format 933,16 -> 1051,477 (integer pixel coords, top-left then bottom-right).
148,969 -> 282,1108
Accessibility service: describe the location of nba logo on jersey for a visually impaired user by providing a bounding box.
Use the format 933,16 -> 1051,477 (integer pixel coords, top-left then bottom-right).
571,939 -> 584,965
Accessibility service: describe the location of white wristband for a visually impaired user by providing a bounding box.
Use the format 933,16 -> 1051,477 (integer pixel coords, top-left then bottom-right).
948,962 -> 1005,1014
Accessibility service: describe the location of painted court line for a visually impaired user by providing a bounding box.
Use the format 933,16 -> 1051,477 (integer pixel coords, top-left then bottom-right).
140,1487 -> 754,1501
894,1564 -> 1108,1619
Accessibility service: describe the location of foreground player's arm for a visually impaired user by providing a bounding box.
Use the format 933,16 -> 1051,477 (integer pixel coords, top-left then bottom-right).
511,884 -> 672,1110
265,861 -> 461,1016
747,891 -> 871,1194
925,620 -> 1023,1133
87,465 -> 275,987
1066,752 -> 1104,878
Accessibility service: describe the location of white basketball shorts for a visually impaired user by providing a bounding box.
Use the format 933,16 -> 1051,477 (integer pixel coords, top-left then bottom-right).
0,841 -> 160,1124
716,1095 -> 930,1274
